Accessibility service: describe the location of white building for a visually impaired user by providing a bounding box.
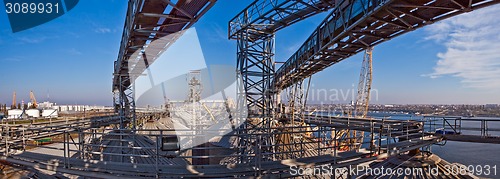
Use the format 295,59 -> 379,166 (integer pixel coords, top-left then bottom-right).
42,109 -> 58,118
55,105 -> 88,112
26,109 -> 40,118
53,105 -> 109,112
7,109 -> 23,119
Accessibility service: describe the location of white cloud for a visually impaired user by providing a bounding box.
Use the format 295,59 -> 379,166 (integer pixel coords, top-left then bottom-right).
424,6 -> 500,89
94,28 -> 111,33
18,36 -> 48,43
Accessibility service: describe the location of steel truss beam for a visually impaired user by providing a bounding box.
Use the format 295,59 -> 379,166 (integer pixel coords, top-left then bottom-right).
275,0 -> 500,90
113,0 -> 217,91
229,0 -> 336,39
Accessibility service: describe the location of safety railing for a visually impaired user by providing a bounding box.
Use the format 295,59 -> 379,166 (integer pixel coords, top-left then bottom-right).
300,113 -> 433,156
0,113 -> 444,177
423,116 -> 500,137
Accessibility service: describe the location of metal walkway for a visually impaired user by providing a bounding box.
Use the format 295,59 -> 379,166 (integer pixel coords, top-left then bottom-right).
424,116 -> 500,144
274,0 -> 500,90
228,0 -> 337,40
1,121 -> 442,178
112,0 -> 217,128
114,0 -> 216,88
2,137 -> 439,178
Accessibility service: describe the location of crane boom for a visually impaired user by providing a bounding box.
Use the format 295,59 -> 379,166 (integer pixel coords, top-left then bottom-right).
30,91 -> 38,109
12,91 -> 16,109
355,47 -> 373,118
350,47 -> 373,150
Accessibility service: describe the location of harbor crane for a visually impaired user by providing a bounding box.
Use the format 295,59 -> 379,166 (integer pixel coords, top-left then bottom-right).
355,47 -> 373,118
336,47 -> 374,151
30,91 -> 38,109
11,91 -> 16,109
352,47 -> 374,150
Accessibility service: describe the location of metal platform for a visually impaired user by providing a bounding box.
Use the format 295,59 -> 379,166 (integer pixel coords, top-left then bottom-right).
0,111 -> 446,178
1,127 -> 442,178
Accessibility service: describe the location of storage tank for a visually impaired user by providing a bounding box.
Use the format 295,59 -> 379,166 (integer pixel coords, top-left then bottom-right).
42,109 -> 58,118
26,109 -> 40,118
8,109 -> 23,119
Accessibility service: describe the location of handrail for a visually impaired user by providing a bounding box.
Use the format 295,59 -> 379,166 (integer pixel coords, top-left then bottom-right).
423,116 -> 500,137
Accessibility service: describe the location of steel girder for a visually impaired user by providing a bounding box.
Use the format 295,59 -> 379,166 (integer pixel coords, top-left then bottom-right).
229,0 -> 337,39
274,0 -> 500,90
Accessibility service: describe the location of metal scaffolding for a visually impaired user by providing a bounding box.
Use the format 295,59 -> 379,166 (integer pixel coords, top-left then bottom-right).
230,0 -> 337,165
236,30 -> 276,166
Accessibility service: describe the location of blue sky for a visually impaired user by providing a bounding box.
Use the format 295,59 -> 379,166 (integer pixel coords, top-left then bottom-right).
0,0 -> 499,106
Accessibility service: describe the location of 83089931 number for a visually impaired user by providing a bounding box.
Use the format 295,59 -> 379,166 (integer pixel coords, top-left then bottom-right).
5,3 -> 59,14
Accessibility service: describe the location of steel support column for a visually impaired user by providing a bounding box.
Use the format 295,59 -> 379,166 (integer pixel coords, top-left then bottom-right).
236,29 -> 276,164
114,74 -> 136,131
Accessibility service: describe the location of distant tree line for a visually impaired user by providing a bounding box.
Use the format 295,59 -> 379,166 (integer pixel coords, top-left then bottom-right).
11,103 -> 21,110
0,104 -> 7,113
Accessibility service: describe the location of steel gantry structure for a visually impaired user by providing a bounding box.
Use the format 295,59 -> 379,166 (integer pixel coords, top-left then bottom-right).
113,0 -> 216,129
228,0 -> 338,164
230,0 -> 500,165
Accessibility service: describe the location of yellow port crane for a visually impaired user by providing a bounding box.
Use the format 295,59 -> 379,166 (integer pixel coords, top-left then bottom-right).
351,47 -> 374,150
331,48 -> 373,151
12,91 -> 17,109
355,47 -> 373,118
30,91 -> 38,109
